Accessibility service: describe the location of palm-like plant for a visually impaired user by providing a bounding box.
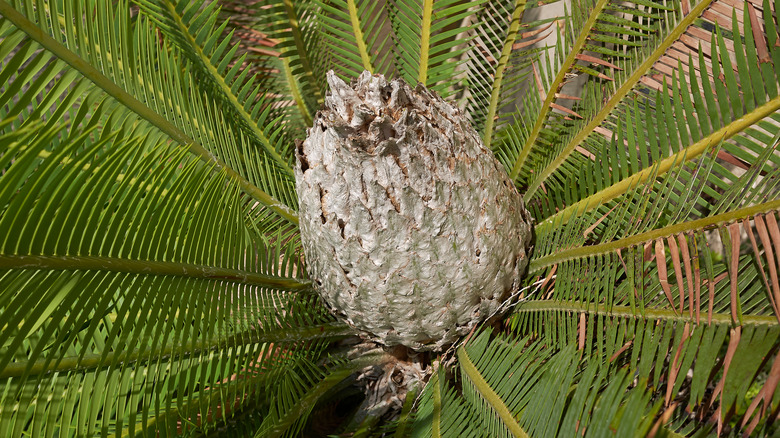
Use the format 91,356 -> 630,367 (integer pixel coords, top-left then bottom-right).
2,0 -> 780,435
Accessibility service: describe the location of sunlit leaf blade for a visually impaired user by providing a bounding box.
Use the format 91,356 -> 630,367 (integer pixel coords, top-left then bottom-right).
412,331 -> 659,437
0,1 -> 357,434
314,0 -> 396,81
0,0 -> 298,223
504,0 -> 677,183
516,137 -> 780,433
135,0 -> 300,178
523,0 -> 780,223
246,0 -> 327,111
390,0 -> 486,97
0,117 -> 346,435
3,0 -> 780,434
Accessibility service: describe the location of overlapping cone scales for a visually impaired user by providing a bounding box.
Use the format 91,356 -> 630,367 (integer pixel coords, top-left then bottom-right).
295,71 -> 533,351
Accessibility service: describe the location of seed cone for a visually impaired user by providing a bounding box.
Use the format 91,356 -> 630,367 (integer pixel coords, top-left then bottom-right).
295,71 -> 533,351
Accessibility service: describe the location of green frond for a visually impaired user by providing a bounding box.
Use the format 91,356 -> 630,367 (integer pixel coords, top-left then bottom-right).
391,0 -> 485,97
0,1 -> 369,433
522,0 -> 780,224
465,0 -> 528,150
388,381 -> 419,437
314,0 -> 395,80
0,0 -> 298,224
520,0 -> 715,199
413,331 -> 660,437
253,0 -> 327,107
135,0 -> 298,176
411,370 -> 483,438
515,141 -> 780,433
506,0 -> 677,182
504,1 -> 780,430
214,2 -> 314,131
510,310 -> 780,435
457,340 -> 531,437
255,353 -> 385,438
0,116 -> 344,435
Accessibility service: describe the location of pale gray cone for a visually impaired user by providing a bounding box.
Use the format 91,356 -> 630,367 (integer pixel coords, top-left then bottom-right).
295,71 -> 533,351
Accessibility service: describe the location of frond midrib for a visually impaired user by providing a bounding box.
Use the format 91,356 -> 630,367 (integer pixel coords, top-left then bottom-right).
0,0 -> 299,225
515,300 -> 779,325
418,0 -> 434,84
482,0 -> 527,151
531,198 -> 780,272
346,0 -> 374,72
0,322 -> 351,378
507,0 -> 611,181
458,346 -> 529,438
432,371 -> 442,437
283,57 -> 314,126
522,0 -> 715,199
0,254 -> 309,289
538,94 -> 780,229
282,0 -> 324,104
159,0 -> 295,177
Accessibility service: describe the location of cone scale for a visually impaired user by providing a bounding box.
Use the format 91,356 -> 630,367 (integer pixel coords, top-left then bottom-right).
295,71 -> 533,351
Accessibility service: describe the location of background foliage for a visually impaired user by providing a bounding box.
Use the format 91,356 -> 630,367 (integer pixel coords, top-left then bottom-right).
1,0 -> 780,436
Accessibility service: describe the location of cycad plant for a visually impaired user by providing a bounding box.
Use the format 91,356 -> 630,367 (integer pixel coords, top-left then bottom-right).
2,0 -> 780,436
